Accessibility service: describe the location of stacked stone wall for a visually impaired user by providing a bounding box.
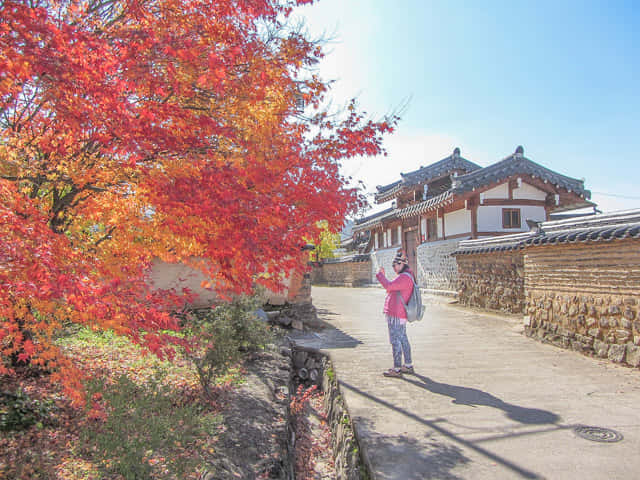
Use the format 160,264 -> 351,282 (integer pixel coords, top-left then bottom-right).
370,248 -> 398,283
457,251 -> 524,313
524,239 -> 640,368
313,257 -> 372,287
416,239 -> 461,291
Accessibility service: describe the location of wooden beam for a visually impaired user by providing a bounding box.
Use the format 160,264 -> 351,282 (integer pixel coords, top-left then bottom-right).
471,204 -> 478,239
481,199 -> 546,207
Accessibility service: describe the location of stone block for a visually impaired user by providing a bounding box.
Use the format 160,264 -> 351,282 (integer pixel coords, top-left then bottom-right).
621,318 -> 632,330
570,340 -> 583,352
569,305 -> 578,317
293,350 -> 307,368
635,336 -> 640,346
550,335 -> 563,347
594,340 -> 609,358
626,344 -> 640,367
609,305 -> 621,315
558,328 -> 574,339
589,306 -> 598,316
588,328 -> 602,339
599,317 -> 609,328
577,335 -> 594,347
608,344 -> 626,363
586,317 -> 598,327
615,329 -> 631,344
624,297 -> 637,306
624,308 -> 636,321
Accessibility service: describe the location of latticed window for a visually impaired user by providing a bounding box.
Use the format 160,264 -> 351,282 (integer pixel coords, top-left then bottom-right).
502,208 -> 521,229
427,218 -> 438,240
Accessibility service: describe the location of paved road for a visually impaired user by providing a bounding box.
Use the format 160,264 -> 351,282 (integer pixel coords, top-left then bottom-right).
297,287 -> 640,480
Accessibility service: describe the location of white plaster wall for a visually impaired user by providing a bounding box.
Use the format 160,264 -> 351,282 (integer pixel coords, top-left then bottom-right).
370,247 -> 398,283
148,258 -> 294,307
444,208 -> 471,236
481,183 -> 509,199
513,182 -> 547,201
437,213 -> 443,238
477,205 -> 546,232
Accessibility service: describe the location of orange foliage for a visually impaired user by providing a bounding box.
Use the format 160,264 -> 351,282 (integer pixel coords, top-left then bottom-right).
0,0 -> 397,401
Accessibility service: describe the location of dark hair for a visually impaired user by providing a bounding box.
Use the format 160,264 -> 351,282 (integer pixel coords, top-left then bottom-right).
393,260 -> 409,273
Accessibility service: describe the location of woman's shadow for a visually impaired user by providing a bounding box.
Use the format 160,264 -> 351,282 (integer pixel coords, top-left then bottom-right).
404,373 -> 560,425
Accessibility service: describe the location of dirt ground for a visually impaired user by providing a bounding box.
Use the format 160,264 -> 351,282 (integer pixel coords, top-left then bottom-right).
202,350 -> 293,480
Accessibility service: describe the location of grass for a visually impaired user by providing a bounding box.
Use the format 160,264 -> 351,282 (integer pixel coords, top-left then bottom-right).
0,326 -> 246,480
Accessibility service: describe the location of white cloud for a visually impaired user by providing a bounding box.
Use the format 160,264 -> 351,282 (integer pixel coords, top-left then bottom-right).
341,129 -> 493,215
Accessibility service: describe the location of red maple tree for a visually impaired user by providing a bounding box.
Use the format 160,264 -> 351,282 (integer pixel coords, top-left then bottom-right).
0,0 -> 397,402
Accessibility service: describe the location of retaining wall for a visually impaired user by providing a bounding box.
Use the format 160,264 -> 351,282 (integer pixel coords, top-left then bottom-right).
370,248 -> 397,283
312,255 -> 372,287
457,251 -> 524,313
524,239 -> 640,368
416,239 -> 461,291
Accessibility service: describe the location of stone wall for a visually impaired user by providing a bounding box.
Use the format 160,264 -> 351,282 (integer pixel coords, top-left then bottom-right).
457,251 -> 524,313
313,255 -> 372,287
524,239 -> 640,368
416,239 -> 461,291
370,247 -> 398,283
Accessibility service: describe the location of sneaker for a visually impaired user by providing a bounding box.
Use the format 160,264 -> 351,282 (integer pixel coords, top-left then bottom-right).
383,368 -> 402,378
400,365 -> 414,374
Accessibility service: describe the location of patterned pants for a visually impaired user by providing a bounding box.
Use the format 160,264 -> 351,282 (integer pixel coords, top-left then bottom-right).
387,316 -> 412,369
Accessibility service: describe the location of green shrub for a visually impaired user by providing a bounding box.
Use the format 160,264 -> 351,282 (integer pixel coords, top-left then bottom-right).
0,388 -> 56,431
184,295 -> 273,399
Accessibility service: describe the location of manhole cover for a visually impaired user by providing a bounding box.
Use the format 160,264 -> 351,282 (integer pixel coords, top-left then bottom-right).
574,426 -> 623,443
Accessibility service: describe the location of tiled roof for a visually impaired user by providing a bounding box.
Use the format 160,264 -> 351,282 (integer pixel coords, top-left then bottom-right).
352,207 -> 397,232
397,191 -> 454,218
453,232 -> 536,255
375,148 -> 481,202
323,253 -> 371,264
454,209 -> 640,255
524,209 -> 640,246
451,146 -> 590,202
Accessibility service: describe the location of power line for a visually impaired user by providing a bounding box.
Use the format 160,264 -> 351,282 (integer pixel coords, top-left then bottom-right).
592,192 -> 640,201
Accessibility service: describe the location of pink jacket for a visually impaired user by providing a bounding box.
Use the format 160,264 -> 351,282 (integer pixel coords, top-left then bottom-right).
376,268 -> 415,321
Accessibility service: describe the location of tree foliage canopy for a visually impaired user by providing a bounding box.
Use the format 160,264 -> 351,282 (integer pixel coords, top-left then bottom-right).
0,0 -> 397,401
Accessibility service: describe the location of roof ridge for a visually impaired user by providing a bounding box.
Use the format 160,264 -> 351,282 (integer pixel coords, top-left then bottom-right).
541,209 -> 640,230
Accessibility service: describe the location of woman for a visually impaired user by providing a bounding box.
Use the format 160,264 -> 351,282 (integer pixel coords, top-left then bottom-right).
376,250 -> 415,378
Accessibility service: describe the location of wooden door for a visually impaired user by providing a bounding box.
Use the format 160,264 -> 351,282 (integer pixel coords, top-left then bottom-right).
404,230 -> 418,276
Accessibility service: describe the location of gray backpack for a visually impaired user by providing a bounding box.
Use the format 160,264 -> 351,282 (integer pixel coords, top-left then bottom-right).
396,272 -> 425,322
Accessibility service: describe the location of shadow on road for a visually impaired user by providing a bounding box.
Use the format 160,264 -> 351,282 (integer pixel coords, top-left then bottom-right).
405,373 -> 561,425
355,417 -> 470,480
339,379 -> 544,479
290,307 -> 363,349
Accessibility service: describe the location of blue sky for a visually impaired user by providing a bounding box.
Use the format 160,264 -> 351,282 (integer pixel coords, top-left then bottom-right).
296,0 -> 640,213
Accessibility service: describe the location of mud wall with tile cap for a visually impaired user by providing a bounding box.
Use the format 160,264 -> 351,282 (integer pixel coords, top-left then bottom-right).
523,239 -> 640,368
456,250 -> 525,314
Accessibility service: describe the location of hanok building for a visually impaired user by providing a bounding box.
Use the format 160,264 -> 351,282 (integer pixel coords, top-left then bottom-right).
351,146 -> 593,291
